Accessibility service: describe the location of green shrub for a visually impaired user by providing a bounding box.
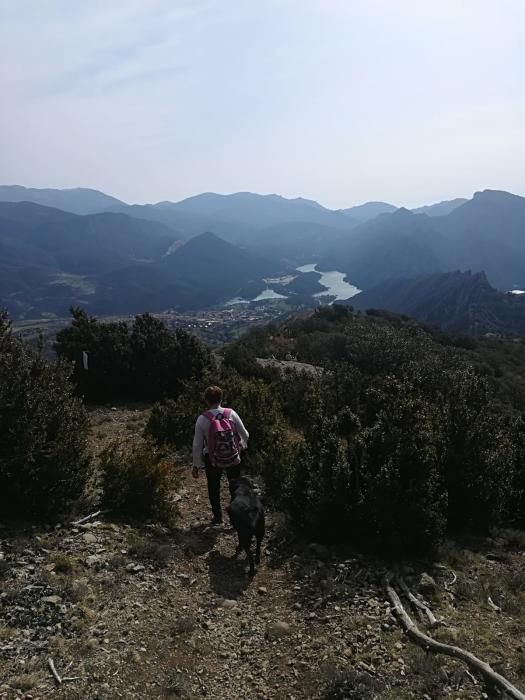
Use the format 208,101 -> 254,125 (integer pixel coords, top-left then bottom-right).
100,438 -> 176,523
225,310 -> 525,555
0,311 -> 91,520
55,308 -> 211,402
146,395 -> 201,447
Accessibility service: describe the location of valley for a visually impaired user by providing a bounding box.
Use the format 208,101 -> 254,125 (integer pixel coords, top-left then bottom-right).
13,301 -> 295,350
2,186 -> 525,339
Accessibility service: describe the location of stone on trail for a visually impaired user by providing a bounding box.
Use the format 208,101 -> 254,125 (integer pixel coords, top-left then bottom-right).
83,532 -> 97,544
42,595 -> 62,605
220,599 -> 237,609
85,554 -> 104,568
266,621 -> 291,640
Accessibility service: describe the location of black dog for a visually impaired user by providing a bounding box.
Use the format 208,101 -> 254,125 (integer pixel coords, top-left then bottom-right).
226,477 -> 265,576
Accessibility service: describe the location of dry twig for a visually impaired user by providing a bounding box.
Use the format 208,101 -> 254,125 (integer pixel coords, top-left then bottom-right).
384,573 -> 525,700
488,596 -> 501,613
48,657 -> 81,686
71,510 -> 108,526
397,576 -> 440,628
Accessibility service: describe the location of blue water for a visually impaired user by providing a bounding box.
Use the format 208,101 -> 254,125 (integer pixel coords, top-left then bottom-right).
296,264 -> 360,301
225,264 -> 360,305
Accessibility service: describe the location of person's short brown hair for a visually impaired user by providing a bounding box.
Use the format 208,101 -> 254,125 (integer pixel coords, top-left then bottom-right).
204,385 -> 223,405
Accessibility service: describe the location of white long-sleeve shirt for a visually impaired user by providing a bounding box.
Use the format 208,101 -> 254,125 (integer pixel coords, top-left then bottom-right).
192,406 -> 249,468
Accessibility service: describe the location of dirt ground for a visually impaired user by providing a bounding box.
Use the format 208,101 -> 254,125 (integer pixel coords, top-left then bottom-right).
2,406 -> 525,699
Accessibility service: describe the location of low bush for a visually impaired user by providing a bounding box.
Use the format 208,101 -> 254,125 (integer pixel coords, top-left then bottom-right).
146,396 -> 200,448
100,439 -> 176,524
0,311 -> 91,520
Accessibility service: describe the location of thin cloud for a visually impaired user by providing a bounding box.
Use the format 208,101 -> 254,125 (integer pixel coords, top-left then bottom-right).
0,0 -> 523,207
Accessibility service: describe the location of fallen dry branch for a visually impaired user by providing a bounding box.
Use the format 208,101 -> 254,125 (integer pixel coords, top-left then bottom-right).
446,570 -> 457,589
48,657 -> 62,685
71,510 -> 107,527
488,596 -> 501,613
384,573 -> 525,700
47,657 -> 81,686
397,576 -> 440,628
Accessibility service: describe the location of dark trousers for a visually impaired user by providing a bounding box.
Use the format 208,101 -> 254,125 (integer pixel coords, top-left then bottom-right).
204,455 -> 241,520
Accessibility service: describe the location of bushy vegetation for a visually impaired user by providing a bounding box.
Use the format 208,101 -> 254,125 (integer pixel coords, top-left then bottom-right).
0,311 -> 91,520
55,307 -> 211,402
218,306 -> 525,555
100,438 -> 176,524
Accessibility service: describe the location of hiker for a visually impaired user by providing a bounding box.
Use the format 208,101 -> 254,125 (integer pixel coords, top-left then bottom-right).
192,385 -> 249,524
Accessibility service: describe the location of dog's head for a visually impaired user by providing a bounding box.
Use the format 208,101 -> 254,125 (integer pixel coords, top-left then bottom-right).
229,475 -> 254,493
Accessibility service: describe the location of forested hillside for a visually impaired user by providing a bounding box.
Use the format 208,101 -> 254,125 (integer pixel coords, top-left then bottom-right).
350,270 -> 525,336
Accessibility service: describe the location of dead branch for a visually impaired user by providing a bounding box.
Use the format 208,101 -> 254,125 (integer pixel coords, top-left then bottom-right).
488,596 -> 501,613
397,576 -> 440,627
48,657 -> 62,685
446,571 -> 457,590
71,510 -> 108,526
48,658 -> 81,686
465,669 -> 478,686
384,573 -> 525,700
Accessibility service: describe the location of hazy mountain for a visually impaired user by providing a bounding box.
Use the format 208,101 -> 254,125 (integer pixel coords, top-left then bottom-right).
339,198 -> 466,222
110,192 -> 357,245
0,202 -> 180,318
350,270 -> 525,336
321,208 -> 444,289
2,186 -> 525,321
341,201 -> 397,222
106,202 -> 208,239
323,190 -> 525,292
89,232 -> 286,315
0,185 -> 125,215
0,202 -> 177,275
248,221 -> 351,264
412,198 -> 468,217
0,209 -> 287,318
172,192 -> 353,229
434,190 -> 525,290
164,231 -> 284,296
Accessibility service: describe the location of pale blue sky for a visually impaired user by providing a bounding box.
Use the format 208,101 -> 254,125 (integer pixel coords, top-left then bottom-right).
1,0 -> 524,208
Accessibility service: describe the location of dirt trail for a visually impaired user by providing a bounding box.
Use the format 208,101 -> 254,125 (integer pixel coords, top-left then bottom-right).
1,406 -> 524,699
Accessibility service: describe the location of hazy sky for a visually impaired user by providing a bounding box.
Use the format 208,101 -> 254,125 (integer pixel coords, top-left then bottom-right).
1,0 -> 524,208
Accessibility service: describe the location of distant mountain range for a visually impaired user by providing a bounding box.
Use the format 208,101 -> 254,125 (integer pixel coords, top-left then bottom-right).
341,201 -> 397,221
321,190 -> 525,292
0,200 -> 285,318
1,184 -> 525,326
412,198 -> 468,217
349,270 -> 525,336
0,185 -> 125,215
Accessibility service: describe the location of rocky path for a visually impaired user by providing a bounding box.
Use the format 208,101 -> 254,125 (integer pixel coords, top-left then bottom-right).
1,406 -> 523,699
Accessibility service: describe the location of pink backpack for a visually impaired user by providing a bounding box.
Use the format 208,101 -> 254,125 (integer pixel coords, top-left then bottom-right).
204,408 -> 241,468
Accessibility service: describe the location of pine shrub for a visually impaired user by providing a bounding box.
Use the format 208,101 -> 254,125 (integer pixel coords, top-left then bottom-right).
0,311 -> 91,520
100,439 -> 176,524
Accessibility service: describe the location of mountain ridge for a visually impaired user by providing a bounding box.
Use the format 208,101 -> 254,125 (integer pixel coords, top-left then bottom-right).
350,269 -> 525,335
0,185 -> 126,215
